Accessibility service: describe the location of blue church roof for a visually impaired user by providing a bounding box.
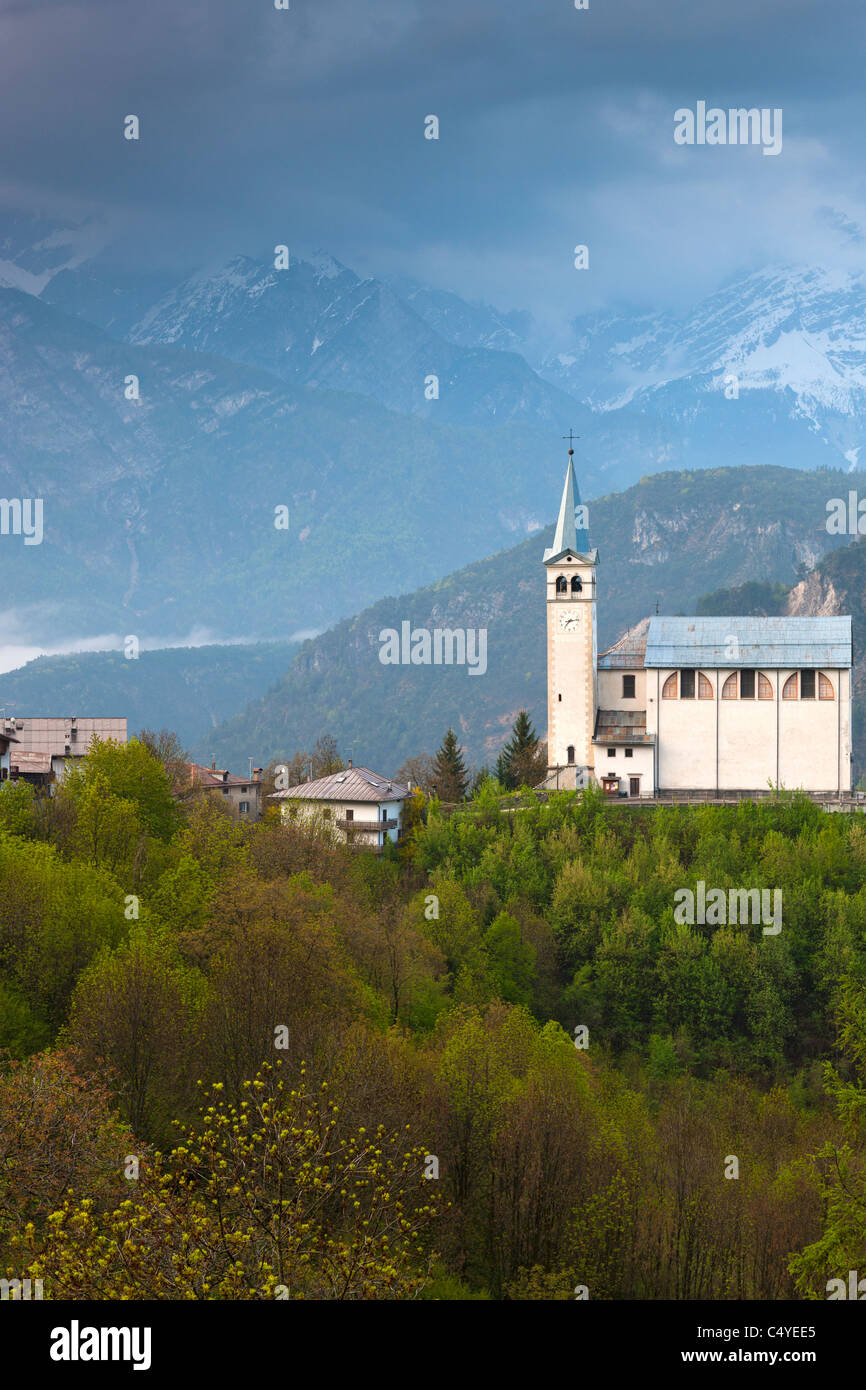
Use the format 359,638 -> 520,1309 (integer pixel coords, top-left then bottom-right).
644,616 -> 852,669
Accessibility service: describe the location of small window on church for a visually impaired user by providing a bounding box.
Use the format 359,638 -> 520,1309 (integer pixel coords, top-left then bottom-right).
782,673 -> 798,699
698,672 -> 713,699
722,672 -> 738,699
819,672 -> 835,700
662,673 -> 677,699
558,693 -> 562,702
800,670 -> 816,700
758,672 -> 773,699
622,674 -> 635,699
556,576 -> 568,594
567,745 -> 575,764
740,670 -> 756,699
571,576 -> 582,593
680,669 -> 695,700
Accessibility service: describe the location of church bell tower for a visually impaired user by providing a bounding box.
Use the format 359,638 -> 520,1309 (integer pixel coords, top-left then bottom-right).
544,445 -> 598,788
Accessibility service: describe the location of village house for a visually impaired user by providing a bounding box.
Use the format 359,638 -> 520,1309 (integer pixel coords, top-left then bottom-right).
269,761 -> 411,849
185,761 -> 264,820
543,451 -> 853,797
0,716 -> 128,788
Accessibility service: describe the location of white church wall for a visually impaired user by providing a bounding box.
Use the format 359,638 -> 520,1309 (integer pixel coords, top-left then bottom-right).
717,686 -> 778,790
654,670 -> 717,789
778,669 -> 850,792
648,668 -> 851,792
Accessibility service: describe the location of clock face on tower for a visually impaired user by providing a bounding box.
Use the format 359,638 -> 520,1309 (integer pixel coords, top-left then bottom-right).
558,613 -> 580,631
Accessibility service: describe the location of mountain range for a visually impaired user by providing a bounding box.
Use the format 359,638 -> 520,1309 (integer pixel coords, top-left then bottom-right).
0,284 -> 582,647
3,216 -> 866,777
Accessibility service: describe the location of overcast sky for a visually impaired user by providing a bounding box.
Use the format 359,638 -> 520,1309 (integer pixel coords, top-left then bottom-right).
2,0 -> 866,333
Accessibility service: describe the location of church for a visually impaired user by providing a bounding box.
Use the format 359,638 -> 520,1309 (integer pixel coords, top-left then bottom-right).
544,451 -> 853,797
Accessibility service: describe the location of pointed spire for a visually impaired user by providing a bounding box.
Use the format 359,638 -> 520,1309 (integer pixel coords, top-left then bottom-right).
549,447 -> 590,557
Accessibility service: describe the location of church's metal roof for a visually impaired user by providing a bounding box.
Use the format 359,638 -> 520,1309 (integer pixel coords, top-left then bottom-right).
644,616 -> 852,669
593,710 -> 654,745
598,629 -> 648,669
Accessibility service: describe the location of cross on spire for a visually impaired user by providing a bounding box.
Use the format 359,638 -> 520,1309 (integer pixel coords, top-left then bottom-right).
562,429 -> 579,454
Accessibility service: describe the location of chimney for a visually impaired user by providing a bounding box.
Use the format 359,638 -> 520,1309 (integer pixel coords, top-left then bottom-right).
252,767 -> 262,783
347,758 -> 352,769
211,757 -> 216,770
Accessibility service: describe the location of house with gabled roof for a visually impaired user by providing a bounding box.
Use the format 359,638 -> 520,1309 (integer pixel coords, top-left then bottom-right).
269,761 -> 411,849
185,761 -> 264,820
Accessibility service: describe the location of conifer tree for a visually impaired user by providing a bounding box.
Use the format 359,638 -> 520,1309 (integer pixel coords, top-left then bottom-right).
432,728 -> 469,803
496,710 -> 547,789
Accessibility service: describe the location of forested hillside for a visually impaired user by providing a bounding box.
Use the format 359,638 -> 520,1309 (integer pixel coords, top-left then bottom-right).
1,742 -> 865,1299
0,641 -> 296,750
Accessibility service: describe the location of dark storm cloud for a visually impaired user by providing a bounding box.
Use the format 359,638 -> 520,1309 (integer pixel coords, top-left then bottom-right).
2,0 -> 866,321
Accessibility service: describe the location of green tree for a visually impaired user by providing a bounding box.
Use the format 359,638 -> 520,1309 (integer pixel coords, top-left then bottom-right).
148,854 -> 215,936
68,774 -> 143,876
0,781 -> 37,838
63,928 -> 205,1140
431,729 -> 469,803
495,711 -> 547,790
64,738 -> 180,841
790,981 -> 866,1297
0,833 -> 127,1029
483,912 -> 536,1008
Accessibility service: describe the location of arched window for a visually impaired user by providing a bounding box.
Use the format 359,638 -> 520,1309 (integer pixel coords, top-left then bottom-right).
782,673 -> 798,699
758,672 -> 773,699
698,672 -> 713,699
566,745 -> 575,764
819,672 -> 835,699
556,575 -> 567,594
571,576 -> 582,593
662,673 -> 677,699
722,672 -> 738,699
